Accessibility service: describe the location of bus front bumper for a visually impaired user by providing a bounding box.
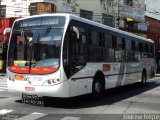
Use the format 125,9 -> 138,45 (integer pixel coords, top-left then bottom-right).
7,80 -> 70,98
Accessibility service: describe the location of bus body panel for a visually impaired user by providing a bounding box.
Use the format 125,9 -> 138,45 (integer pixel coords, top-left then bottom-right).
7,69 -> 70,98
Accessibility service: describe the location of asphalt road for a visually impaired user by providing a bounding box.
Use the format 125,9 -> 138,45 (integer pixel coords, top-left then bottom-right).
0,76 -> 160,120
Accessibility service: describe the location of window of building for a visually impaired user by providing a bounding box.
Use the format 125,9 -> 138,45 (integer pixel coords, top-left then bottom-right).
80,9 -> 93,20
125,0 -> 133,6
67,0 -> 71,3
0,5 -> 6,17
102,14 -> 113,27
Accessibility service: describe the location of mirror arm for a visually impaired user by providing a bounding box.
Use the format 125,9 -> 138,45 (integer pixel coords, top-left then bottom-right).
3,28 -> 12,35
71,26 -> 79,39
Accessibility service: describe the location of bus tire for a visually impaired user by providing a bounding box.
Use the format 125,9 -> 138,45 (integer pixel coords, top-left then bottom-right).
141,70 -> 147,85
92,72 -> 105,98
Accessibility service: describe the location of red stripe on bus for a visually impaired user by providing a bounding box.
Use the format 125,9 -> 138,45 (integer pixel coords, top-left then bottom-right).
8,66 -> 58,74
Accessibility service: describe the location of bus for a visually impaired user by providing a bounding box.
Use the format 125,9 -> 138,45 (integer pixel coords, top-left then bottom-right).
5,13 -> 155,101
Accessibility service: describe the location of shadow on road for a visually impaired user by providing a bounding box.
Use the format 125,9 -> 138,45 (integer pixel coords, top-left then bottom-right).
15,81 -> 160,109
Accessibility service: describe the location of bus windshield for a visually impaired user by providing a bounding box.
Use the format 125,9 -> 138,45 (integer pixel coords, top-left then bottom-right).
8,24 -> 64,74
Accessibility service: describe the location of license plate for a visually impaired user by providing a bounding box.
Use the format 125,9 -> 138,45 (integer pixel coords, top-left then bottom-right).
22,94 -> 44,106
25,87 -> 35,92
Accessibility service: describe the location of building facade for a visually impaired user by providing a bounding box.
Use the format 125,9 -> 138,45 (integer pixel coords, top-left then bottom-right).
1,0 -> 103,24
145,0 -> 160,72
146,16 -> 160,72
119,0 -> 146,32
0,0 -> 145,29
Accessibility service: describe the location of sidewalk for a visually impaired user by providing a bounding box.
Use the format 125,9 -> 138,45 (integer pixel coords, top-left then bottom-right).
155,74 -> 160,77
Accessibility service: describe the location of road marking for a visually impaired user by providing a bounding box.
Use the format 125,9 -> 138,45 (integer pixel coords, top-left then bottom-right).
0,84 -> 7,86
60,116 -> 80,120
0,86 -> 7,88
0,109 -> 13,115
0,81 -> 7,83
17,112 -> 46,120
0,83 -> 7,85
0,87 -> 8,91
0,80 -> 6,82
0,79 -> 7,91
0,86 -> 7,89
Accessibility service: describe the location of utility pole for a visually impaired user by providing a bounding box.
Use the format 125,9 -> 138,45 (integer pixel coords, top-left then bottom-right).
117,0 -> 120,29
113,0 -> 120,29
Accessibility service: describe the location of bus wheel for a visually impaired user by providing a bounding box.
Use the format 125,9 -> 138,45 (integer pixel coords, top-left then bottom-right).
141,71 -> 147,85
92,74 -> 105,98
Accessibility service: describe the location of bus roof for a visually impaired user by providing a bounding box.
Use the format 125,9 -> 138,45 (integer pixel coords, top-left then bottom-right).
68,14 -> 153,44
14,13 -> 153,44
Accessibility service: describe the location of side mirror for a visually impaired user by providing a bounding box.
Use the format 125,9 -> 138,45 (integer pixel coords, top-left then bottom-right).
71,26 -> 79,39
3,28 -> 11,35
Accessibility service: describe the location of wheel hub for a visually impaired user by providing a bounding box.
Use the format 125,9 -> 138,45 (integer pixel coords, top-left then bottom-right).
95,81 -> 100,94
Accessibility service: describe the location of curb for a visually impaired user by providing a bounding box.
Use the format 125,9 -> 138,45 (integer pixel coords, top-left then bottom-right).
155,74 -> 160,77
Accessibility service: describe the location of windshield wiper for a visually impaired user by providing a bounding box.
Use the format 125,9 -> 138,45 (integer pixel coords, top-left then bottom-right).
39,26 -> 51,40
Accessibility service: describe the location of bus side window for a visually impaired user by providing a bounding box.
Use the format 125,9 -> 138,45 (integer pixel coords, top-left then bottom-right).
103,34 -> 114,62
126,40 -> 132,62
149,45 -> 154,57
112,36 -> 117,49
139,42 -> 143,52
126,40 -> 139,62
88,30 -> 102,62
122,38 -> 125,50
115,37 -> 126,62
111,35 -> 117,62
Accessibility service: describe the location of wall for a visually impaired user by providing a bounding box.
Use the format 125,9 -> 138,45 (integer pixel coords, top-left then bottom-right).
146,16 -> 160,35
145,16 -> 160,49
145,16 -> 160,68
0,17 -> 17,42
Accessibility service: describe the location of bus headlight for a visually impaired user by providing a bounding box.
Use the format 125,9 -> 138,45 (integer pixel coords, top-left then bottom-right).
52,79 -> 60,84
8,77 -> 15,82
47,80 -> 52,84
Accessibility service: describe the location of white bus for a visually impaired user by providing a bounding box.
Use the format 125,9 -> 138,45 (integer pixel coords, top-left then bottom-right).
6,13 -> 155,100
